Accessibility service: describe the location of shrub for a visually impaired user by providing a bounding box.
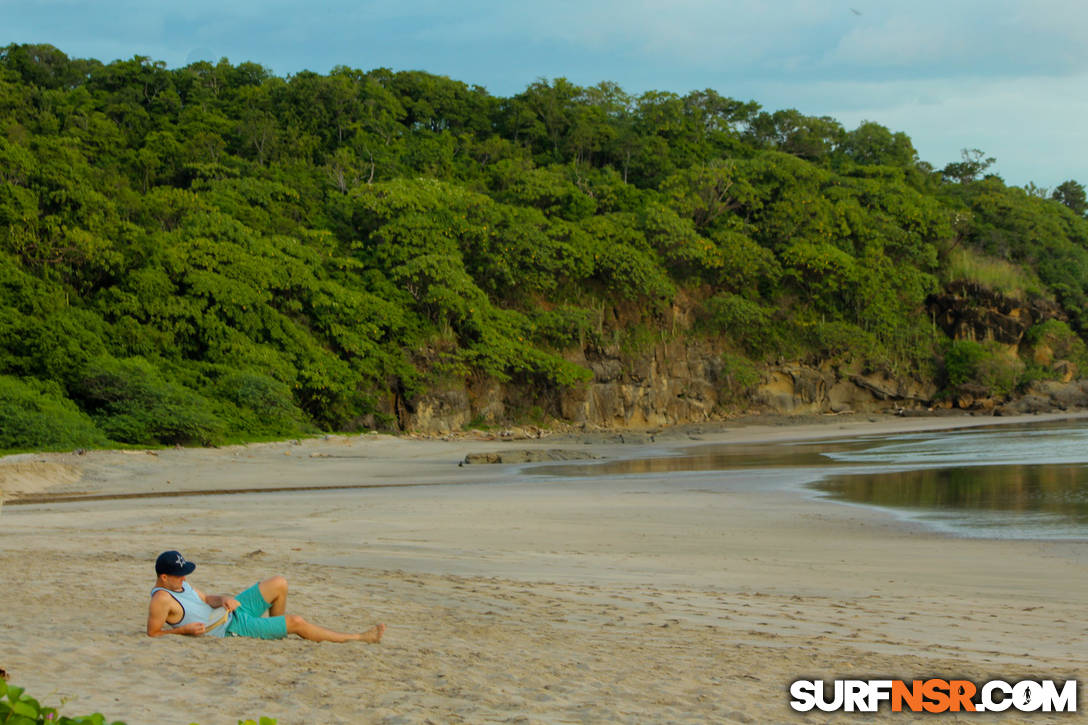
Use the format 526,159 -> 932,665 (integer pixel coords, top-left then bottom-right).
0,678 -> 124,725
591,242 -> 675,300
944,339 -> 987,388
719,353 -> 761,406
702,293 -> 781,357
943,339 -> 1025,397
213,370 -> 311,437
1025,319 -> 1088,371
0,679 -> 276,725
975,349 -> 1025,397
808,321 -> 884,368
71,357 -> 224,446
530,305 -> 595,349
0,375 -> 107,451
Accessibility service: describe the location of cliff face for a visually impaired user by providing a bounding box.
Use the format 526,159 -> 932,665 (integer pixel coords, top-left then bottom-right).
926,280 -> 1066,349
394,346 -> 954,433
393,286 -> 1087,433
557,339 -> 724,427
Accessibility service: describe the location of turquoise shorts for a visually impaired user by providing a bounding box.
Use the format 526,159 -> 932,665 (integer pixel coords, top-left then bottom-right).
224,582 -> 288,640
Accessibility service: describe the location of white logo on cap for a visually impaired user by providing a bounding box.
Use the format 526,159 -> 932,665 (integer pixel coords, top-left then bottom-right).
176,554 -> 186,566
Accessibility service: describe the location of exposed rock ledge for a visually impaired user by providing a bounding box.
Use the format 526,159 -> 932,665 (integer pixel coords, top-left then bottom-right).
393,340 -> 1088,434
388,282 -> 1087,433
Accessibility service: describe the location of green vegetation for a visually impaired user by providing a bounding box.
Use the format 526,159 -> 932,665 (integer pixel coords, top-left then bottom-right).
943,339 -> 1025,397
943,247 -> 1048,300
1026,319 -> 1088,369
3,43 -> 1088,448
0,375 -> 107,450
718,353 -> 761,406
0,678 -> 274,725
0,678 -> 123,724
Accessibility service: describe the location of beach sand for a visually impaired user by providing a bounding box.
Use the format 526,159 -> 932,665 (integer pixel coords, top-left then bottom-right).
1,413 -> 1087,723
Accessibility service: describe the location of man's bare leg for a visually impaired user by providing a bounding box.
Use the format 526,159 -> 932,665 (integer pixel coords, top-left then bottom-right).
258,575 -> 288,616
285,615 -> 385,643
256,575 -> 384,642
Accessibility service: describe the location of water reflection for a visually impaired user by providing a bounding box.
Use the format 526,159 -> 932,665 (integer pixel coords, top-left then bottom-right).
534,440 -> 865,477
816,464 -> 1088,524
531,420 -> 1088,539
824,424 -> 1088,467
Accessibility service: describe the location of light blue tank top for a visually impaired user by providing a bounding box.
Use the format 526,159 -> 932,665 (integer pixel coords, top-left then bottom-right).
150,581 -> 232,638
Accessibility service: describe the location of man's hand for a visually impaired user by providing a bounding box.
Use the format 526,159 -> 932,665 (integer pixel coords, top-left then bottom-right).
203,593 -> 241,611
181,622 -> 206,636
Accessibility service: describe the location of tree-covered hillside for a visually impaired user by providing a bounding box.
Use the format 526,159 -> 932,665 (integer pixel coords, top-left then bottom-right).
2,43 -> 1088,449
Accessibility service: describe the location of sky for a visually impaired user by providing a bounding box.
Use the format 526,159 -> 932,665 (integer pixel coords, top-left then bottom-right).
4,0 -> 1088,189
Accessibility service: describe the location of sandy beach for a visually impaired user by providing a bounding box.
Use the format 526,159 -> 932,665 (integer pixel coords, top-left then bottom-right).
2,413 -> 1087,723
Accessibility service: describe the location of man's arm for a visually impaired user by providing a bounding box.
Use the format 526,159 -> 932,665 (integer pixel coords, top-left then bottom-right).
196,586 -> 240,612
147,591 -> 205,637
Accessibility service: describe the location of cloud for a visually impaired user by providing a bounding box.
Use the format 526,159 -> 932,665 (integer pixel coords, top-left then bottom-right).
806,72 -> 1088,187
8,1 -> 1088,83
470,0 -> 1088,83
830,17 -> 957,70
825,2 -> 1088,80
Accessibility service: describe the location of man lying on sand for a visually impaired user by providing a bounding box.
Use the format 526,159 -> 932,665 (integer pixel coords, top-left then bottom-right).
147,550 -> 385,643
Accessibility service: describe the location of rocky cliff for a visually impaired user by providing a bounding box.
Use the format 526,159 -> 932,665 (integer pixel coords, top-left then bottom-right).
926,280 -> 1066,349
393,286 -> 1088,433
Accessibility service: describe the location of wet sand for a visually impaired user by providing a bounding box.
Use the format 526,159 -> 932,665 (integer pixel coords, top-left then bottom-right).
1,413 -> 1087,723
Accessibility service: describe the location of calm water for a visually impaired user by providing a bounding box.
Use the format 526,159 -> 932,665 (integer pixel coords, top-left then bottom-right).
538,420 -> 1088,540
815,422 -> 1088,539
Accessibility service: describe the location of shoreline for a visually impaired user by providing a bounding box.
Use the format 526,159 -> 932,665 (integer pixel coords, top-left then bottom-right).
1,411 -> 1087,723
5,409 -> 1088,504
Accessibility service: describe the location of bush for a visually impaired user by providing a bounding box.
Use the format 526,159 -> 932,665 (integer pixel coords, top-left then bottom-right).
0,375 -> 107,451
0,678 -> 276,725
71,357 -> 224,446
975,349 -> 1025,397
944,339 -> 1024,397
213,370 -> 311,437
944,339 -> 987,388
0,679 -> 124,725
808,321 -> 884,368
1025,319 -> 1088,371
702,293 -> 781,357
719,353 -> 761,406
530,305 -> 595,349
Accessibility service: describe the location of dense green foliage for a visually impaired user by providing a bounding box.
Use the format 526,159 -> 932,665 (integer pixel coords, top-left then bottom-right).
0,678 -> 124,725
3,43 -> 1088,447
943,339 -> 1025,397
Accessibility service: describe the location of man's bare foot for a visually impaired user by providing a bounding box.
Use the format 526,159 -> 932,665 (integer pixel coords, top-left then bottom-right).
357,623 -> 385,643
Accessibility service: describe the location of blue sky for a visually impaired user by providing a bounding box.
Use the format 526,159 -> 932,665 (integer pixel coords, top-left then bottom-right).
4,0 -> 1087,188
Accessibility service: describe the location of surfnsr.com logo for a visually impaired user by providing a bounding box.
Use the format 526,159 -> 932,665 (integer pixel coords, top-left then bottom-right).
790,679 -> 1077,713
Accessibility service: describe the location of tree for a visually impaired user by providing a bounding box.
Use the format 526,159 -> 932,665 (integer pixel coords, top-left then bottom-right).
517,77 -> 582,160
0,43 -> 97,90
745,109 -> 844,161
942,148 -> 995,184
1051,180 -> 1087,216
838,121 -> 916,167
1023,182 -> 1049,199
660,161 -> 757,231
5,44 -> 1088,449
682,89 -> 760,137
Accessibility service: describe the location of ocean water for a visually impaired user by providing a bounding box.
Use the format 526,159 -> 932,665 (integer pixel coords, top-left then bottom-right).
814,421 -> 1088,540
537,420 -> 1088,541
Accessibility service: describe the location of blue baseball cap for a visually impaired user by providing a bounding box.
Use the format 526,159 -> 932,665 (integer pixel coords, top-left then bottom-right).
155,550 -> 196,576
